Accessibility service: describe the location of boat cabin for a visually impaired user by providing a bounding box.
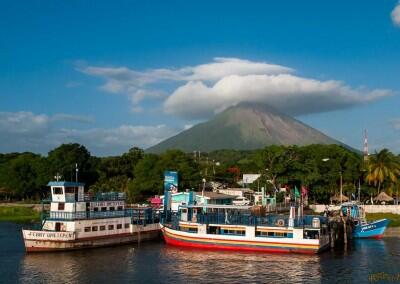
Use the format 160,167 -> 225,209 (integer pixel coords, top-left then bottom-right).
49,181 -> 85,203
172,204 -> 328,241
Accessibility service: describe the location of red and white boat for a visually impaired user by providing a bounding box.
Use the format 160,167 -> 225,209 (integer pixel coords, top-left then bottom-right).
22,181 -> 160,252
161,204 -> 330,254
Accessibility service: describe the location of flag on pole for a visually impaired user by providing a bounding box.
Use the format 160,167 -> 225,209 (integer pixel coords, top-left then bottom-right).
301,185 -> 308,197
295,186 -> 300,198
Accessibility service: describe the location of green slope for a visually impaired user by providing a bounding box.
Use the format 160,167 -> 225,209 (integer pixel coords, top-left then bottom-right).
147,103 -> 341,153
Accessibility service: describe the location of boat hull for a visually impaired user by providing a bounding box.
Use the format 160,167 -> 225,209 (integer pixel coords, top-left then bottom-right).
353,219 -> 389,239
161,226 -> 328,254
23,224 -> 160,252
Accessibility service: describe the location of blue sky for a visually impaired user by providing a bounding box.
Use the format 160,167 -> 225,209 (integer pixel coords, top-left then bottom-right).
1,0 -> 400,156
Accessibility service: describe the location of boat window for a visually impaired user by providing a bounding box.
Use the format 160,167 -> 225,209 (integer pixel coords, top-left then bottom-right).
117,206 -> 123,211
125,223 -> 130,229
108,225 -> 114,230
304,230 -> 319,239
117,224 -> 122,229
84,227 -> 91,232
109,207 -> 115,211
92,226 -> 98,232
208,226 -> 219,234
100,226 -> 106,231
53,187 -> 63,195
101,207 -> 107,212
65,187 -> 75,194
58,202 -> 65,211
221,229 -> 245,236
256,231 -> 289,238
93,207 -> 99,212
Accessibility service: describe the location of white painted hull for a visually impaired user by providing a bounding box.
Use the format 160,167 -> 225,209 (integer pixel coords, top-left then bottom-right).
23,223 -> 160,252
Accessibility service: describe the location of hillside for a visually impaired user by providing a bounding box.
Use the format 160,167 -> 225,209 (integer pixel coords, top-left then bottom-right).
147,103 -> 341,153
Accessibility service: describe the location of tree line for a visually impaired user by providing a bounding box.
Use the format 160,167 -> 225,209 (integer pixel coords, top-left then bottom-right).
0,143 -> 399,204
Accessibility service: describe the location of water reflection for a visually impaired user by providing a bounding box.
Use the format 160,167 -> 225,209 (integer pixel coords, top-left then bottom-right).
1,218 -> 396,284
20,245 -> 138,284
157,246 -> 322,284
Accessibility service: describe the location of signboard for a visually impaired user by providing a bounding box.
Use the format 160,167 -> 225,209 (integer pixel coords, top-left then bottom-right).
164,171 -> 178,193
243,174 -> 261,184
23,230 -> 75,241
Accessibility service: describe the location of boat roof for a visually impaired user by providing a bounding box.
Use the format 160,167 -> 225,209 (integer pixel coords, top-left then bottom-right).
180,204 -> 252,210
195,192 -> 237,200
47,181 -> 85,187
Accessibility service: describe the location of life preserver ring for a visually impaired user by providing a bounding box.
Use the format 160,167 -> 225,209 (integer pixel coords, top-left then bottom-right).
277,219 -> 285,227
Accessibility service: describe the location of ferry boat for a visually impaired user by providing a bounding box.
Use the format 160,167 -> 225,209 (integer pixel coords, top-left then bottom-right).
161,204 -> 330,254
22,181 -> 160,252
340,202 -> 389,239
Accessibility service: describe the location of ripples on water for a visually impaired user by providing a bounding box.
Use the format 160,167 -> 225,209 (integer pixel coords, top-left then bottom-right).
1,223 -> 400,284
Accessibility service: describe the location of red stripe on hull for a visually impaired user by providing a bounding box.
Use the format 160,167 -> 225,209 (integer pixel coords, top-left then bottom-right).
163,233 -> 317,255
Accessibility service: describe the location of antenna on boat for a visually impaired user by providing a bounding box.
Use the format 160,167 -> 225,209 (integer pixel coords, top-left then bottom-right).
54,173 -> 61,182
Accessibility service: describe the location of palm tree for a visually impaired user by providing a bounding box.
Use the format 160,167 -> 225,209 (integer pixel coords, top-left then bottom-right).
365,149 -> 400,194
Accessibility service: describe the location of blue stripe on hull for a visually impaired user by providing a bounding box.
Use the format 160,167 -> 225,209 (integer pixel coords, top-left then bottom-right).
353,219 -> 389,238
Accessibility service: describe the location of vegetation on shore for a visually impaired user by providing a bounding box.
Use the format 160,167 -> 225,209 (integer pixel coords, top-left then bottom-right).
366,213 -> 400,227
0,206 -> 40,223
0,143 -> 399,204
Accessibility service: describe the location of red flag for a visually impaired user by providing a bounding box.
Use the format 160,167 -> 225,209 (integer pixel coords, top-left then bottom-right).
301,185 -> 308,197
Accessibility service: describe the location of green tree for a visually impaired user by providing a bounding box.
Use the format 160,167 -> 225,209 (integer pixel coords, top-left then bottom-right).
47,143 -> 97,186
129,150 -> 201,202
0,153 -> 47,199
366,149 -> 400,194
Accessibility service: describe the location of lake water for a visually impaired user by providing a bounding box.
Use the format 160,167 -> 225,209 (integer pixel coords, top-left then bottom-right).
1,222 -> 400,284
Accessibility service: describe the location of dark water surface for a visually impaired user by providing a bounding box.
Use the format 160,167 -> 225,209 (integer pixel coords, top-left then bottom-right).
1,222 -> 400,284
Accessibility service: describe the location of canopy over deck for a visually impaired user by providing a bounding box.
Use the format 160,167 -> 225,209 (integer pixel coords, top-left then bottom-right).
180,204 -> 252,210
47,181 -> 85,187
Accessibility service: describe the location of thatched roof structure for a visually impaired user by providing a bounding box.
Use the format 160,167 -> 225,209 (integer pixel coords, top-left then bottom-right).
330,193 -> 349,202
373,192 -> 393,202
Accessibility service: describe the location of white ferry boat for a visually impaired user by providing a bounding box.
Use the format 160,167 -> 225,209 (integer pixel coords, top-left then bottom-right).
161,204 -> 330,254
22,181 -> 160,252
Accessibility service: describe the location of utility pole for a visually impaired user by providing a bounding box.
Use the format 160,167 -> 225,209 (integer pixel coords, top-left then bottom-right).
75,163 -> 79,182
212,160 -> 215,176
340,169 -> 343,204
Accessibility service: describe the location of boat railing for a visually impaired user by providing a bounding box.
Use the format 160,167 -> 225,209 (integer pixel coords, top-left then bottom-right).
82,192 -> 126,202
170,212 -> 328,228
197,213 -> 256,226
44,208 -> 159,224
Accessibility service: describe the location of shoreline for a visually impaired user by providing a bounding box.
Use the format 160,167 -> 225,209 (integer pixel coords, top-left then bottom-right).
0,204 -> 40,223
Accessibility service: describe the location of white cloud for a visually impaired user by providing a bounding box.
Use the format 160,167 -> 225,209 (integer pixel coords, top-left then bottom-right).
390,118 -> 400,130
0,111 -> 179,156
53,125 -> 177,153
79,57 -> 393,120
392,2 -> 400,27
51,113 -> 95,124
129,89 -> 166,104
78,58 -> 292,108
164,74 -> 393,120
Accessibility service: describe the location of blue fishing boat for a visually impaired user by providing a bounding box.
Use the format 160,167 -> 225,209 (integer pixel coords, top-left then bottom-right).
340,202 -> 389,239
